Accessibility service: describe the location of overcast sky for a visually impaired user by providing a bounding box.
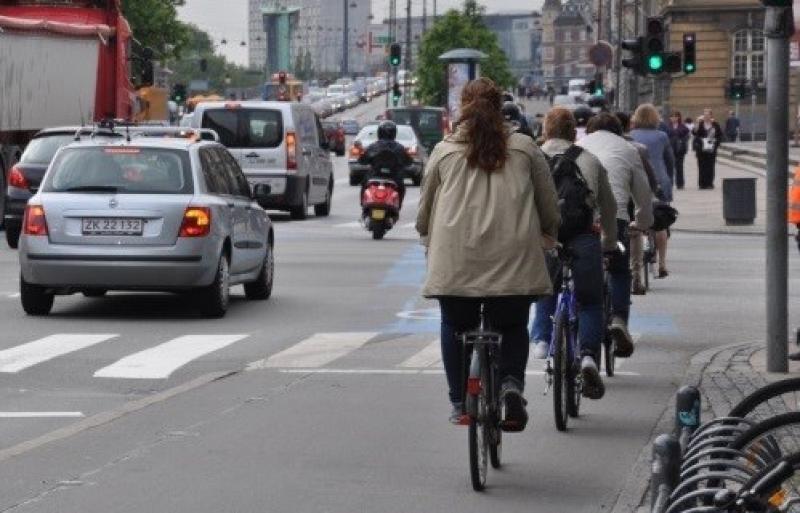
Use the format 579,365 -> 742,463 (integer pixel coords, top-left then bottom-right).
177,0 -> 544,66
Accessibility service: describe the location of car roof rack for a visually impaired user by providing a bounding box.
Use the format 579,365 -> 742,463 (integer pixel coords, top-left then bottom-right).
128,127 -> 220,142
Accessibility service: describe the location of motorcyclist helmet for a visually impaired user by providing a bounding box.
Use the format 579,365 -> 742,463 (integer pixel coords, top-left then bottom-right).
501,101 -> 523,123
573,105 -> 596,128
377,120 -> 398,141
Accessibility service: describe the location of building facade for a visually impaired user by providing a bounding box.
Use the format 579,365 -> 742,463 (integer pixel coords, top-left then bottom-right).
248,0 -> 370,76
541,0 -> 596,91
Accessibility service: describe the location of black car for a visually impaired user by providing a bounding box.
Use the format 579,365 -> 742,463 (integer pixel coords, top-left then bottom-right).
5,127 -> 120,248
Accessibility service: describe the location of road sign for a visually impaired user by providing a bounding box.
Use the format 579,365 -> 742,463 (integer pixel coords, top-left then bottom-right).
589,41 -> 614,67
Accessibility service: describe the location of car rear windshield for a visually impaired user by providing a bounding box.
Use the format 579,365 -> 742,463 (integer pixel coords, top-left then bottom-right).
201,108 -> 283,149
42,147 -> 193,194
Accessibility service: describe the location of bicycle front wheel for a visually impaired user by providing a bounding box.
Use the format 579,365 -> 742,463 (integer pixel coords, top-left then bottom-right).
489,357 -> 502,469
553,310 -> 569,431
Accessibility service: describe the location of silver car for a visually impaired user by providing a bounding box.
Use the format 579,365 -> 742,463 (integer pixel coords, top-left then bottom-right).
18,135 -> 275,318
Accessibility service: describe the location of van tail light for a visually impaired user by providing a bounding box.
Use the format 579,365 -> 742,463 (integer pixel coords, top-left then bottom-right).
23,205 -> 48,236
179,207 -> 211,237
406,145 -> 418,157
8,166 -> 29,189
286,131 -> 298,172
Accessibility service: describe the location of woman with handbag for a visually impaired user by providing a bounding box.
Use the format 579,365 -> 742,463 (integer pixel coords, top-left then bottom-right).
666,111 -> 690,190
692,109 -> 723,189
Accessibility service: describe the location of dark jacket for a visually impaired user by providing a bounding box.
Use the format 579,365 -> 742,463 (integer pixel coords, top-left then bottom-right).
692,121 -> 723,154
666,121 -> 691,157
358,139 -> 412,186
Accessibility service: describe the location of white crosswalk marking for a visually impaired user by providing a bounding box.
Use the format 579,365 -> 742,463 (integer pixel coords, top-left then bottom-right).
333,221 -> 362,229
94,334 -> 249,379
399,339 -> 441,368
0,334 -> 118,373
248,332 -> 378,369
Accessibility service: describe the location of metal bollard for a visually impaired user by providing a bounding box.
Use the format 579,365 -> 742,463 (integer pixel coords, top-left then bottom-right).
675,385 -> 701,450
651,433 -> 682,513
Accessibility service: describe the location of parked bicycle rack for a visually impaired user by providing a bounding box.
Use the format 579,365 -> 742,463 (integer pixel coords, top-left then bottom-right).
650,380 -> 800,513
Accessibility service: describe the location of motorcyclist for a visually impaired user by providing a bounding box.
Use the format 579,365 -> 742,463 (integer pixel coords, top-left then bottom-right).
358,120 -> 411,207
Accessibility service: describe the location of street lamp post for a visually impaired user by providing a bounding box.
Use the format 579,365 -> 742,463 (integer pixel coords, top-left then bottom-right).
343,0 -> 349,76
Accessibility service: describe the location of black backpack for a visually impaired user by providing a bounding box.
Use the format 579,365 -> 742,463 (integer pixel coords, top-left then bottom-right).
546,146 -> 595,242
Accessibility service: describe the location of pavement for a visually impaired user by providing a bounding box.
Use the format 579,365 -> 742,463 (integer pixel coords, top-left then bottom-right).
0,96 -> 796,512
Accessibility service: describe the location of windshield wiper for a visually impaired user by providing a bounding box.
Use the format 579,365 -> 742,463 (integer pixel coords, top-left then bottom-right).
63,185 -> 121,193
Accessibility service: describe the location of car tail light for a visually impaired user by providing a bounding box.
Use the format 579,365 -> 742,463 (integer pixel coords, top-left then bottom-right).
8,166 -> 29,189
442,115 -> 450,134
179,207 -> 211,237
349,145 -> 363,159
406,145 -> 418,157
286,131 -> 298,172
23,205 -> 48,236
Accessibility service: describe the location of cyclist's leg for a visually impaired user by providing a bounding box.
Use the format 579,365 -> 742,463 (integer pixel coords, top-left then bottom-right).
569,233 -> 606,399
629,228 -> 645,294
608,219 -> 635,356
531,295 -> 556,356
439,297 -> 481,407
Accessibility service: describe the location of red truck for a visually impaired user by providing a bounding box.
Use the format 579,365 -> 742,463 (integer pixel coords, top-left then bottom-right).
0,0 -> 136,219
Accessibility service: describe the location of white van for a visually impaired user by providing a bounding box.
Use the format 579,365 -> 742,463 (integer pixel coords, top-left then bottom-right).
568,79 -> 588,99
191,101 -> 334,220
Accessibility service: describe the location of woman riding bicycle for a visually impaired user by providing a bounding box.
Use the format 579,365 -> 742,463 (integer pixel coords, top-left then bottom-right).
416,78 -> 560,429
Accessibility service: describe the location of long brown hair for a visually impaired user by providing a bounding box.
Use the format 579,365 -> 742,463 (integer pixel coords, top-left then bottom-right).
458,78 -> 507,172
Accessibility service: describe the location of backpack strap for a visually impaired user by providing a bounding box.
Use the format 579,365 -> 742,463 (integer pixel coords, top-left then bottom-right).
563,145 -> 583,162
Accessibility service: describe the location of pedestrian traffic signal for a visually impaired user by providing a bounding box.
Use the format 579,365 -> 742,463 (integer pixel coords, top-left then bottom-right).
683,33 -> 697,74
644,17 -> 666,75
621,37 -> 645,76
728,78 -> 748,100
171,83 -> 187,104
389,43 -> 401,67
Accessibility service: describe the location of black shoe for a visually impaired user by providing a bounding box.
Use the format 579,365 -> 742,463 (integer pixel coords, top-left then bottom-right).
500,381 -> 528,432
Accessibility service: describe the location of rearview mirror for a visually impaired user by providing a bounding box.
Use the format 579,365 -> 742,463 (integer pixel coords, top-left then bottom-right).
253,183 -> 271,200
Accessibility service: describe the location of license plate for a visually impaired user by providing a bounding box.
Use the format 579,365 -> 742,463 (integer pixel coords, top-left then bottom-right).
82,218 -> 143,236
250,177 -> 285,195
371,209 -> 386,221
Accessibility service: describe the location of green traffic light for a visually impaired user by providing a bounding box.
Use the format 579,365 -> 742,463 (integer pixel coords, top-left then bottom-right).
390,57 -> 399,66
685,63 -> 695,73
648,54 -> 664,72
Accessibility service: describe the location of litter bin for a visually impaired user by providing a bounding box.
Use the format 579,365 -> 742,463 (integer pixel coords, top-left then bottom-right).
722,177 -> 757,225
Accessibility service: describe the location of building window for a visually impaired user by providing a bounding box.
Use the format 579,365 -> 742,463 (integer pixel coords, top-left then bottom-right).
732,29 -> 766,84
543,47 -> 555,61
565,48 -> 572,60
564,30 -> 571,42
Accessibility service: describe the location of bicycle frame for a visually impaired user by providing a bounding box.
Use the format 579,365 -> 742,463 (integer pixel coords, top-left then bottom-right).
548,259 -> 580,366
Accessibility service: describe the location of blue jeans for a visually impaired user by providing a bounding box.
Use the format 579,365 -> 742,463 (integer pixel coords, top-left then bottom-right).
439,297 -> 533,404
531,234 -> 605,358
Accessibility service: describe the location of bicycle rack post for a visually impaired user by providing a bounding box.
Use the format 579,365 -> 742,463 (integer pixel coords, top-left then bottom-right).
675,386 -> 701,450
651,433 -> 681,513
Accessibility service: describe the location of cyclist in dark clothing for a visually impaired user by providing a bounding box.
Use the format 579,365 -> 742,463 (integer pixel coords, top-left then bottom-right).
358,121 -> 412,207
501,101 -> 535,139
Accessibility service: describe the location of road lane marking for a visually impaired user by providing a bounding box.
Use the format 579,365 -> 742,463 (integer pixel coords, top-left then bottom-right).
0,334 -> 118,373
400,222 -> 415,229
94,334 -> 249,379
7,293 -> 19,299
277,368 -> 641,377
0,412 -> 84,418
399,339 -> 441,368
247,332 -> 379,369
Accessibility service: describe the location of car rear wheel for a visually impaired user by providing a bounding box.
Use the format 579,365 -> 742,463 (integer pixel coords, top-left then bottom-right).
244,243 -> 274,300
20,275 -> 53,316
290,189 -> 308,220
314,181 -> 333,217
5,224 -> 20,249
200,253 -> 230,318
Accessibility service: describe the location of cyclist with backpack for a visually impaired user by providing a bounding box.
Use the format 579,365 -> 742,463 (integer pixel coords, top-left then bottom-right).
530,107 -> 618,400
577,113 -> 653,359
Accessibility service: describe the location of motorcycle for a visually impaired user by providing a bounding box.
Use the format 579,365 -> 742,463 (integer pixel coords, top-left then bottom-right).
361,170 -> 401,240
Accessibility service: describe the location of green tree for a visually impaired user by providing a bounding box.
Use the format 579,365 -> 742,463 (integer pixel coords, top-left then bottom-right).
416,0 -> 514,106
122,0 -> 190,74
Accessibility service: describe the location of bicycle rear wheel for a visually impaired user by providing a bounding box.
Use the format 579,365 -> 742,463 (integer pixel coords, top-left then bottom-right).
567,354 -> 580,418
603,339 -> 616,378
553,310 -> 569,431
468,351 -> 489,491
489,355 -> 502,469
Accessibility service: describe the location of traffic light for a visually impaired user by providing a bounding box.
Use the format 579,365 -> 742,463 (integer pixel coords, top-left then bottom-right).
171,83 -> 187,104
644,17 -> 666,74
392,82 -> 402,105
588,79 -> 604,97
621,37 -> 645,76
664,52 -> 683,73
728,78 -> 748,100
389,43 -> 401,67
683,33 -> 697,74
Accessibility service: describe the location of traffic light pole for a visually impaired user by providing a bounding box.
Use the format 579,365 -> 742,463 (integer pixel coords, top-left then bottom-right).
764,4 -> 793,373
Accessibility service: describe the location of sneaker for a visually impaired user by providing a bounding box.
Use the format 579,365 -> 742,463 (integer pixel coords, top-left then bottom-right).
532,340 -> 549,359
449,402 -> 464,425
657,268 -> 669,279
499,380 -> 528,432
580,356 -> 605,400
632,277 -> 646,295
609,316 -> 635,358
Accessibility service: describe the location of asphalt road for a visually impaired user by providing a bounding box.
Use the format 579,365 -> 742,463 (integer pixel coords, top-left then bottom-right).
0,96 -> 796,512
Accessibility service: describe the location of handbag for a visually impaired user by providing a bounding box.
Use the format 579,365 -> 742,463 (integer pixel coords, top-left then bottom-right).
651,203 -> 679,231
701,137 -> 716,153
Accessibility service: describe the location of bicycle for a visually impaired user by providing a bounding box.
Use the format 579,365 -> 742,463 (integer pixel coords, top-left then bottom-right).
643,230 -> 656,291
601,252 -> 616,377
545,245 -> 583,432
461,305 -> 503,491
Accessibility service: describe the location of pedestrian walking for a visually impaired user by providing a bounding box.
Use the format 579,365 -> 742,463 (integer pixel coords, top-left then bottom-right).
416,77 -> 560,429
724,110 -> 741,143
630,104 -> 675,279
692,109 -> 723,189
666,111 -> 690,190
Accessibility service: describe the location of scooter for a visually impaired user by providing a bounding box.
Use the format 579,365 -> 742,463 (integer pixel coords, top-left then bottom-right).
361,171 -> 401,240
